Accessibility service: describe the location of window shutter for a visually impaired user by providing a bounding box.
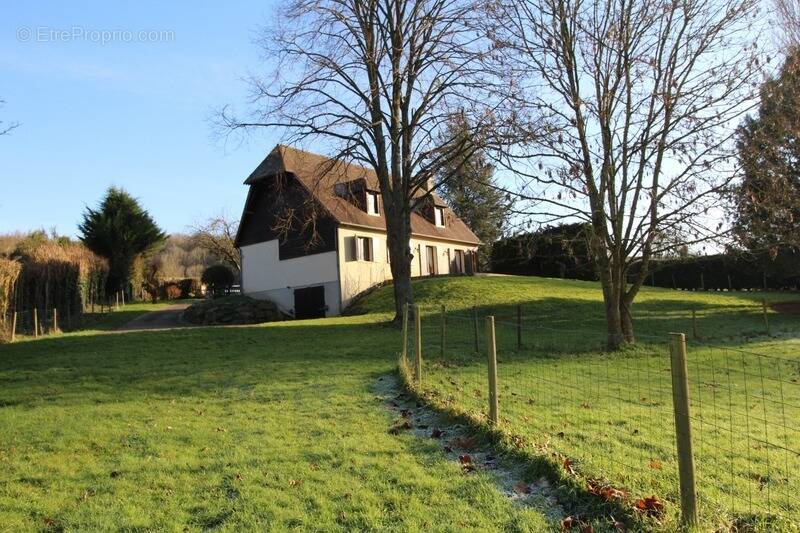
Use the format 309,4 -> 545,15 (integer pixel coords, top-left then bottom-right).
345,236 -> 357,262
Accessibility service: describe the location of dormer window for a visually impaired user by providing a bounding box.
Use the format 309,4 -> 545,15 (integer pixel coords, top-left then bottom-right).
366,191 -> 380,216
434,206 -> 445,227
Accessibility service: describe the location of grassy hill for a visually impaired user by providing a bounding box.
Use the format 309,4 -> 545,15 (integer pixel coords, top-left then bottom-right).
363,275 -> 800,531
0,274 -> 797,531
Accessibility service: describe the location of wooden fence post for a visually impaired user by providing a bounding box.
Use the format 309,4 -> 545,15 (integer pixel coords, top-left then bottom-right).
115,292 -> 120,310
472,306 -> 479,353
691,309 -> 698,340
121,290 -> 125,306
401,303 -> 409,365
10,312 -> 17,343
440,304 -> 446,359
52,308 -> 58,333
33,308 -> 39,338
668,333 -> 698,526
516,304 -> 522,350
414,305 -> 423,384
486,316 -> 499,425
762,299 -> 771,336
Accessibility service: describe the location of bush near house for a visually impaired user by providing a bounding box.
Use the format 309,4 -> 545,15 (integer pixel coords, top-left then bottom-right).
201,265 -> 235,296
182,295 -> 282,325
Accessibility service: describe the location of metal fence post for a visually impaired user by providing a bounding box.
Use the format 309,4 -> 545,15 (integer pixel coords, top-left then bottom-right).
486,316 -> 499,425
440,304 -> 446,359
414,305 -> 422,384
669,332 -> 698,526
401,302 -> 409,365
762,299 -> 771,336
472,306 -> 479,353
516,304 -> 523,350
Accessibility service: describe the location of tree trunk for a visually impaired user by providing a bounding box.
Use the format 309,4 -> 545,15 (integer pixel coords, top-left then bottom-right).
386,208 -> 414,322
601,280 -> 625,350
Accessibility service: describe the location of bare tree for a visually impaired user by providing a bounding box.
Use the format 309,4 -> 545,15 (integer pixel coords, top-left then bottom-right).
0,100 -> 18,137
219,0 -> 511,319
774,0 -> 800,48
191,215 -> 241,272
491,0 -> 763,348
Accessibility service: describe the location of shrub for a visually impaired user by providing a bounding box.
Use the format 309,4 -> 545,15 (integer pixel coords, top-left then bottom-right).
177,278 -> 202,298
182,296 -> 282,325
0,258 -> 21,343
202,265 -> 235,295
491,223 -> 596,280
165,284 -> 182,300
11,236 -> 108,329
632,249 -> 800,291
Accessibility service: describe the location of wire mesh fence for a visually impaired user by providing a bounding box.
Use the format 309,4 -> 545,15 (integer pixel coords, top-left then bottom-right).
400,303 -> 799,528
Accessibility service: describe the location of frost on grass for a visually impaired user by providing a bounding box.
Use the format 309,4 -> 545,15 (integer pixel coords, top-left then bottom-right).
375,374 -> 564,521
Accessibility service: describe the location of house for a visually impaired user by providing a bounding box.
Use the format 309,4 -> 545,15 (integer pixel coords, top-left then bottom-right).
234,145 -> 480,318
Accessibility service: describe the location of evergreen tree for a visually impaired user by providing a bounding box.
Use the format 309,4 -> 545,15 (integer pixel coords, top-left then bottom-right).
735,49 -> 800,253
79,187 -> 166,296
437,116 -> 511,270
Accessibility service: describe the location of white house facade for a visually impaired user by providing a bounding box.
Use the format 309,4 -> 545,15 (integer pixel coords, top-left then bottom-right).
235,145 -> 480,318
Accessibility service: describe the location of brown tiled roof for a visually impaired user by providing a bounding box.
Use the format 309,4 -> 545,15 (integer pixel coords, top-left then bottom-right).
244,145 -> 481,245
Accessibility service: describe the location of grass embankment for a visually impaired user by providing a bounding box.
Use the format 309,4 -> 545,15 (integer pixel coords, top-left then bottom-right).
0,276 -> 797,531
380,276 -> 800,531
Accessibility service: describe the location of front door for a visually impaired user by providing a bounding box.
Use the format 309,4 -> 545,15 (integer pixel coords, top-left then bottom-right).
294,285 -> 326,319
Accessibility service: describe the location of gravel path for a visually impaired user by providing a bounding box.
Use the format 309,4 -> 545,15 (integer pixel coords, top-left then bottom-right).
117,303 -> 193,331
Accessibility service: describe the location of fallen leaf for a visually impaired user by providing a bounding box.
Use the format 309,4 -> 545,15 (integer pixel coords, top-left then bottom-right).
513,481 -> 530,495
634,495 -> 665,517
449,435 -> 477,451
216,427 -> 226,432
43,517 -> 58,527
648,459 -> 662,470
563,458 -> 576,476
235,473 -> 243,481
459,454 -> 476,472
561,516 -> 577,530
289,479 -> 303,487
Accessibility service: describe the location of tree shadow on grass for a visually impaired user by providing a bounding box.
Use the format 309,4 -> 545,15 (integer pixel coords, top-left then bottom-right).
440,296 -> 800,354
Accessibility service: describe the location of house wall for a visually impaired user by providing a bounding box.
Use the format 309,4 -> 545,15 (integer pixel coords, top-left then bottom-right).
240,240 -> 341,316
337,225 -> 478,310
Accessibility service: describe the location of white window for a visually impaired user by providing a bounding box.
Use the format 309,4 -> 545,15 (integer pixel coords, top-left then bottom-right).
434,206 -> 445,227
366,191 -> 380,216
357,236 -> 373,261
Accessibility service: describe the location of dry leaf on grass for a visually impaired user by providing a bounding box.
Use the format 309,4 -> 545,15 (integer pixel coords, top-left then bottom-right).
634,495 -> 665,517
513,481 -> 530,495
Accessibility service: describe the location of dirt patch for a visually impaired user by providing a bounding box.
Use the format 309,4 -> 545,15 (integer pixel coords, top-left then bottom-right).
374,374 -> 564,519
770,301 -> 800,315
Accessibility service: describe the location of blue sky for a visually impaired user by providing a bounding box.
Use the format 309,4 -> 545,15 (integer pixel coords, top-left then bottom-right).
0,1 -> 282,237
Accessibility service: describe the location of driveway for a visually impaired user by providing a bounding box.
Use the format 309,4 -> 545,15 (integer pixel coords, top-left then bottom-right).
117,303 -> 193,331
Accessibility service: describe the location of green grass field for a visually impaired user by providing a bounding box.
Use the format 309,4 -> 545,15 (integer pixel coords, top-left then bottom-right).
0,276 -> 798,531
393,276 -> 800,531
